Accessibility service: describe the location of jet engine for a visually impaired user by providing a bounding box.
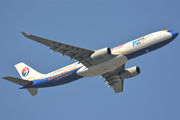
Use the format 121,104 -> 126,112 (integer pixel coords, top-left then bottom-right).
120,66 -> 140,79
90,47 -> 111,61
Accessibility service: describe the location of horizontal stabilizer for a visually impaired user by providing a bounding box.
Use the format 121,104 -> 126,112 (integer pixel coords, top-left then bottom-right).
27,88 -> 38,96
2,76 -> 33,86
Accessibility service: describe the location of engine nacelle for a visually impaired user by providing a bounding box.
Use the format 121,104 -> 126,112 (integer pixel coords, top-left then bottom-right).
90,47 -> 111,61
120,66 -> 140,79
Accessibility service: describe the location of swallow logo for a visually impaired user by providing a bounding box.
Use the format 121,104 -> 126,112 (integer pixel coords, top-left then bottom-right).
22,67 -> 30,77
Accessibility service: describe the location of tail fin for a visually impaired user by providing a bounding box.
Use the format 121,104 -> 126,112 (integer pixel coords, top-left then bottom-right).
3,62 -> 44,96
15,62 -> 44,80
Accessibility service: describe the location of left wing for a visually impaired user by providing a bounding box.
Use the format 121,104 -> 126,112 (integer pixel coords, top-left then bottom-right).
21,32 -> 94,67
102,64 -> 125,93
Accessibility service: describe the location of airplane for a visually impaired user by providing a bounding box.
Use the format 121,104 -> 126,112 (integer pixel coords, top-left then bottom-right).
2,30 -> 178,96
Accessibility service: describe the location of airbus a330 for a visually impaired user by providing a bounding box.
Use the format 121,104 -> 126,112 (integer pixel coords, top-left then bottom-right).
3,30 -> 178,96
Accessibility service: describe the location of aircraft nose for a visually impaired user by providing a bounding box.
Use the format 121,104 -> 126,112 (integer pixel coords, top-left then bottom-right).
169,30 -> 179,38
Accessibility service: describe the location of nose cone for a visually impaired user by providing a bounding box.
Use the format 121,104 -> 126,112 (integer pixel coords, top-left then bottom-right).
169,30 -> 179,39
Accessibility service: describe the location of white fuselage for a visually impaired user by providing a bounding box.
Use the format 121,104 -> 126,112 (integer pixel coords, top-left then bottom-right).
76,30 -> 172,77
24,30 -> 174,89
35,30 -> 172,80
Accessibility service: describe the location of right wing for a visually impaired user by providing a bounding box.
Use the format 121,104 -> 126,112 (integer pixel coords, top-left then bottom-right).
21,31 -> 94,67
102,64 -> 125,93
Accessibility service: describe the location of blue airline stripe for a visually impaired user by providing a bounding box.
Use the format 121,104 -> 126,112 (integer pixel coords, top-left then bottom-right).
19,67 -> 83,89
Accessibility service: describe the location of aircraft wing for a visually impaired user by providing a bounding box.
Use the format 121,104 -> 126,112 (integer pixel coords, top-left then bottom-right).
21,32 -> 94,67
102,64 -> 125,93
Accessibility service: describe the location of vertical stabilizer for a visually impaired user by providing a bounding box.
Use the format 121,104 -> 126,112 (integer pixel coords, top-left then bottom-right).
15,62 -> 45,80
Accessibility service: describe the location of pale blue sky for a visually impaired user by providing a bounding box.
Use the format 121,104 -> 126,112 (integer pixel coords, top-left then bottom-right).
0,1 -> 179,120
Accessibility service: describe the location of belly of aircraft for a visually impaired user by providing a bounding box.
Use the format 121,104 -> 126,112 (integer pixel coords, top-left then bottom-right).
77,54 -> 128,77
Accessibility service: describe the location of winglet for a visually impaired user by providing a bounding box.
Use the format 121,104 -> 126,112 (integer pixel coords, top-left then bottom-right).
21,31 -> 30,37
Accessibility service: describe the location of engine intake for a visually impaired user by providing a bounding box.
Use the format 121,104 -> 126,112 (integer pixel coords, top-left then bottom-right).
120,66 -> 140,79
90,47 -> 111,61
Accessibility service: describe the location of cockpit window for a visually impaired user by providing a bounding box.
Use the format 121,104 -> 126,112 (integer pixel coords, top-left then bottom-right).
168,30 -> 173,32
